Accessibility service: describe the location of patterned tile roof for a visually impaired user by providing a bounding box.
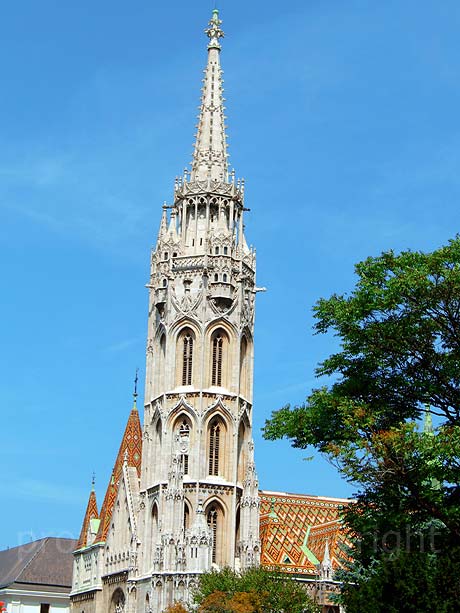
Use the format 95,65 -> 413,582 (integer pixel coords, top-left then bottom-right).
259,490 -> 351,576
94,406 -> 142,545
76,487 -> 99,550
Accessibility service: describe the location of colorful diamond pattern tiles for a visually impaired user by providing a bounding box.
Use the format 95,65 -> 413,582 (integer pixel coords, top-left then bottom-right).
94,406 -> 142,544
259,491 -> 350,576
76,488 -> 99,549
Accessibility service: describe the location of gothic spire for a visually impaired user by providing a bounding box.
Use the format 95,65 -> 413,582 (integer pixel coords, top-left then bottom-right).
157,204 -> 168,241
94,403 -> 142,544
190,9 -> 228,183
76,479 -> 99,550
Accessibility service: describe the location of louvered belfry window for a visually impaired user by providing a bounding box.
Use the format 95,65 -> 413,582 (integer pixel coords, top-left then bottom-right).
182,332 -> 193,385
212,334 -> 223,386
207,507 -> 218,563
209,421 -> 221,476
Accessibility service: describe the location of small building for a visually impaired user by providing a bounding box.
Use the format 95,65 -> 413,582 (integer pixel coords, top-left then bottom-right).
0,537 -> 77,613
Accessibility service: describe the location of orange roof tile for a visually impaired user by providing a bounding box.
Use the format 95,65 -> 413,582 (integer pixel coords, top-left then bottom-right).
259,490 -> 351,576
76,487 -> 99,549
94,406 -> 142,544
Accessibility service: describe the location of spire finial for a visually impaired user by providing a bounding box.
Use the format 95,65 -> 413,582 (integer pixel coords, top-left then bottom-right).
133,368 -> 139,408
268,497 -> 278,520
91,472 -> 96,491
206,9 -> 224,50
190,10 -> 229,182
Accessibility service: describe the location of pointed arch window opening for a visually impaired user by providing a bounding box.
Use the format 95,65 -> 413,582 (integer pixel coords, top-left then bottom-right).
158,335 -> 166,393
207,507 -> 218,564
209,421 -> 221,476
212,335 -> 224,386
182,333 -> 193,386
184,503 -> 190,534
178,419 -> 190,475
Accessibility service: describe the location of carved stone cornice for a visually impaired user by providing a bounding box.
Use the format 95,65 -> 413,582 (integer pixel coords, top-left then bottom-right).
174,179 -> 243,202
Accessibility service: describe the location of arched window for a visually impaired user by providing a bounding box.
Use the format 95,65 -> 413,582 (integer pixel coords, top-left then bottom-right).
222,273 -> 227,283
158,334 -> 166,392
209,419 -> 221,476
162,278 -> 167,287
215,246 -> 219,255
110,588 -> 125,613
209,328 -> 230,390
149,502 -> 159,569
182,332 -> 193,386
214,273 -> 219,282
237,421 -> 247,483
240,336 -> 249,397
223,246 -> 228,255
176,328 -> 194,387
152,503 -> 159,529
183,501 -> 190,532
206,502 -> 224,565
207,506 -> 218,563
212,334 -> 224,386
178,418 -> 190,474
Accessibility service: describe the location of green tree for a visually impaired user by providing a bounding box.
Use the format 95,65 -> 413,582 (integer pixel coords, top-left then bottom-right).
192,566 -> 318,613
263,238 -> 460,612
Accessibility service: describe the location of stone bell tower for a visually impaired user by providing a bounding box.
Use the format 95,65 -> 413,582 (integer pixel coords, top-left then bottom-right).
137,8 -> 261,610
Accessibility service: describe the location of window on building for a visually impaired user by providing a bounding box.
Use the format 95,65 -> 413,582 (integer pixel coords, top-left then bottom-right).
223,246 -> 228,255
240,336 -> 249,397
40,605 -> 50,613
184,502 -> 190,532
215,246 -> 219,255
212,334 -> 224,386
209,419 -> 221,476
110,588 -> 125,613
181,330 -> 193,386
179,418 -> 190,474
222,273 -> 227,283
158,334 -> 166,392
207,506 -> 218,563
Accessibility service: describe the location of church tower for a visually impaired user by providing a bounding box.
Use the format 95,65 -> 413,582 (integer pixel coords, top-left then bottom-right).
138,9 -> 260,607
71,11 -> 260,613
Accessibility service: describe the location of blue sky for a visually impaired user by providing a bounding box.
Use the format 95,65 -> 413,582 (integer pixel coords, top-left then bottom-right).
1,0 -> 459,550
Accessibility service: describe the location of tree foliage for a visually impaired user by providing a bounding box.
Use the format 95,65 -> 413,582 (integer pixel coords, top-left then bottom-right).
263,238 -> 460,612
163,603 -> 189,613
192,566 -> 318,613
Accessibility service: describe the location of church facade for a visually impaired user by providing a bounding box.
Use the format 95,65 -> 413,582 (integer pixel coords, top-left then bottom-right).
70,11 -> 348,613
